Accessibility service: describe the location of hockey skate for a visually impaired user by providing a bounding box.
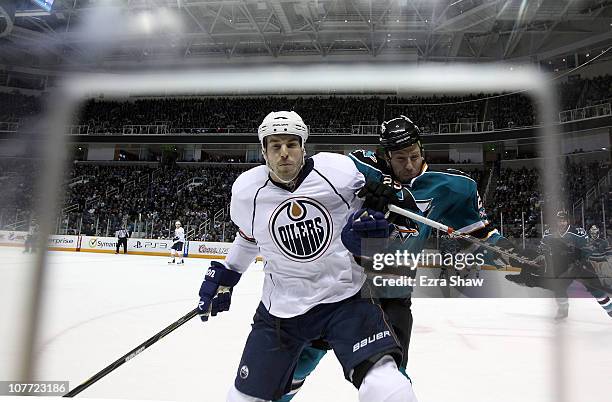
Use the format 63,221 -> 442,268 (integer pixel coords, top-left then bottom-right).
554,306 -> 569,322
505,273 -> 526,285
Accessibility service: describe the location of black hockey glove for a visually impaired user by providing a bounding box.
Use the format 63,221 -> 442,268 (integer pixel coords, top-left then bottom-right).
357,180 -> 419,226
541,237 -> 585,266
497,238 -> 546,287
494,238 -> 543,271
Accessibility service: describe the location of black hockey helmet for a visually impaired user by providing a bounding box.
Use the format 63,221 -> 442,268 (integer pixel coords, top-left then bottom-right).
380,115 -> 422,153
556,210 -> 569,220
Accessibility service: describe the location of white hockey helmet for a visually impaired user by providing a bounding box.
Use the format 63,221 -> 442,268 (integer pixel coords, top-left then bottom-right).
257,111 -> 308,149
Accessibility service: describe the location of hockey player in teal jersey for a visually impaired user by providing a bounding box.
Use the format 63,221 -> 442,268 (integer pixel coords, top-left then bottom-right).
507,211 -> 612,320
543,210 -> 588,320
276,116 -> 520,401
586,225 -> 612,317
587,225 -> 609,254
349,123 -> 503,259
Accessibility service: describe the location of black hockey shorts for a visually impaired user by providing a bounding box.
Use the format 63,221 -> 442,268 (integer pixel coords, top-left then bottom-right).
378,297 -> 413,368
171,241 -> 183,252
233,293 -> 402,400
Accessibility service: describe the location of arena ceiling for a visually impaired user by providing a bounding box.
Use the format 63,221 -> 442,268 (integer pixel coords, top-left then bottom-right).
0,0 -> 611,70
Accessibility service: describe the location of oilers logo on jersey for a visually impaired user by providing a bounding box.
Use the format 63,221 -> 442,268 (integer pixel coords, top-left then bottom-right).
269,197 -> 333,262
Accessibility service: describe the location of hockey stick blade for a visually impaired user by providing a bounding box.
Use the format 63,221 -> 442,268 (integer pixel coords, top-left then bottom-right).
387,204 -> 541,268
64,307 -> 199,397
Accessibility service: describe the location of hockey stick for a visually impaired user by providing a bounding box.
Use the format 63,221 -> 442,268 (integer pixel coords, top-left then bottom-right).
387,204 -> 541,268
64,307 -> 199,397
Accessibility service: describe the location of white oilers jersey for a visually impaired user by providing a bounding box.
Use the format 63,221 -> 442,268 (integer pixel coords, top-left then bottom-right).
174,227 -> 185,243
229,152 -> 366,318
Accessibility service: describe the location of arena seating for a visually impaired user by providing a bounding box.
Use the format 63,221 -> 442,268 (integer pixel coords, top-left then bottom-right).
3,156 -> 609,243
1,74 -> 611,242
2,74 -> 610,133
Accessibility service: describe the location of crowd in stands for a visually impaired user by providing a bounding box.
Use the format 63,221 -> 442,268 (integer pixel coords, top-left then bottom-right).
582,74 -> 612,108
0,159 -> 38,228
0,92 -> 41,122
50,74 -> 612,132
488,160 -> 610,239
1,72 -> 611,243
75,94 -> 535,135
559,74 -> 612,111
1,73 -> 610,134
559,78 -> 585,111
200,152 -> 250,163
490,167 -> 542,239
63,164 -> 154,237
1,160 -> 482,242
386,94 -> 484,133
487,94 -> 536,128
63,163 -> 247,242
3,154 -> 609,244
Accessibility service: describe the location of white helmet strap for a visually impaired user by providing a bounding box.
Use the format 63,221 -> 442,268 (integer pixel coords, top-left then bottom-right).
261,143 -> 306,185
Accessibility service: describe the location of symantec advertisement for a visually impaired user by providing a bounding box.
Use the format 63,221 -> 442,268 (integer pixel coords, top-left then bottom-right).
79,236 -> 175,256
0,233 -> 241,260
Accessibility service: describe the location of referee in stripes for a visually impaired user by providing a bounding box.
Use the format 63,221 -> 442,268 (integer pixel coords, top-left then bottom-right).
115,226 -> 130,254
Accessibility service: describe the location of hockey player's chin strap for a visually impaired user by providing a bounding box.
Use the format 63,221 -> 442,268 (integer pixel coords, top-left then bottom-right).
387,204 -> 542,268
263,147 -> 306,187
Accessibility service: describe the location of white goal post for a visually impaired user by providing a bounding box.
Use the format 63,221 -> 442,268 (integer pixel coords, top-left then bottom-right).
2,63 -> 566,398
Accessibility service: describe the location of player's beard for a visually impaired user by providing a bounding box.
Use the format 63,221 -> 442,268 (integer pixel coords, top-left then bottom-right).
266,149 -> 305,185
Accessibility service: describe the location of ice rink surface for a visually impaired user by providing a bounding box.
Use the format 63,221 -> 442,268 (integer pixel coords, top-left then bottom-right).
3,250 -> 611,401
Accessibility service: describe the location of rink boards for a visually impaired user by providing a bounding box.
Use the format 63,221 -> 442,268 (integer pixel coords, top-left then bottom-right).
0,230 -> 513,270
0,231 -> 230,259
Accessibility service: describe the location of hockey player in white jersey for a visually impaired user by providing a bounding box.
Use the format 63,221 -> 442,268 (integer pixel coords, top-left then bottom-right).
169,221 -> 185,264
196,111 -> 417,402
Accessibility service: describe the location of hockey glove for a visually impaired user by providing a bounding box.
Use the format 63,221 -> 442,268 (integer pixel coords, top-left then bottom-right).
173,236 -> 179,242
486,238 -> 546,287
197,261 -> 242,322
357,180 -> 419,226
542,237 -> 585,266
341,208 -> 392,257
494,238 -> 544,271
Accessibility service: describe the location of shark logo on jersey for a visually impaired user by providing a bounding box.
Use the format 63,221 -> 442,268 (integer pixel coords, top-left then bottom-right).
390,224 -> 419,243
269,197 -> 333,262
362,150 -> 378,163
390,198 -> 431,243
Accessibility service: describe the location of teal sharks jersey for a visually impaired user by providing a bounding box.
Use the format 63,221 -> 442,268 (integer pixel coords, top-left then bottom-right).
542,225 -> 588,248
349,149 -> 501,255
542,225 -> 589,262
